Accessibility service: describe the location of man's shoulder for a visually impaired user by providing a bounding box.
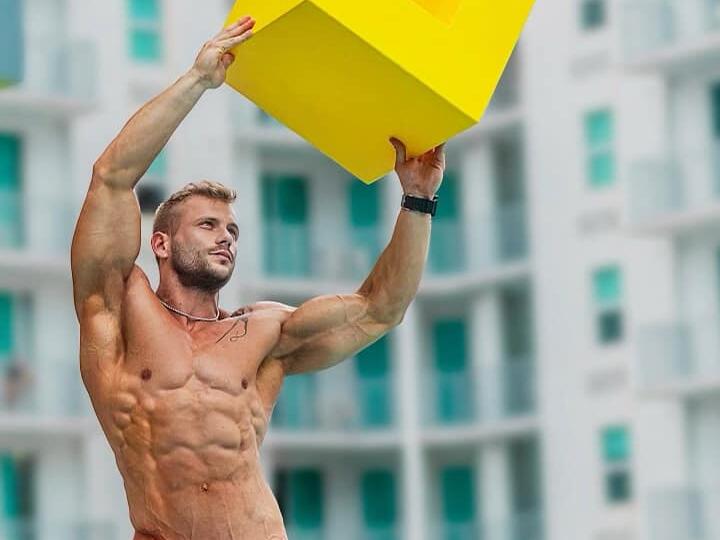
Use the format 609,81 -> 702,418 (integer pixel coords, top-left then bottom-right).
228,301 -> 296,321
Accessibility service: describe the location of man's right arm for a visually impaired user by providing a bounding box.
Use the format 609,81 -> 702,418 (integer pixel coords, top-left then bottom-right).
70,16 -> 255,320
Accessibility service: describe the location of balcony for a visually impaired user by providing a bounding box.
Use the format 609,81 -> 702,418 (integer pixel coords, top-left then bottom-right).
0,361 -> 92,434
271,373 -> 395,432
424,203 -> 530,293
484,511 -> 545,540
0,518 -> 116,540
622,0 -> 720,72
0,38 -> 98,117
635,320 -> 720,395
357,525 -> 402,540
626,148 -> 720,234
647,487 -> 717,540
433,521 -> 481,540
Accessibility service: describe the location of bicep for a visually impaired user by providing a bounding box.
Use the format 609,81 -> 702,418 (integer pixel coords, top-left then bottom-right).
273,293 -> 396,375
71,176 -> 141,319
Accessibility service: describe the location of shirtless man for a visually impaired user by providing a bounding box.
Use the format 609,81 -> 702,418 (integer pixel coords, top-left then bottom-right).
71,15 -> 445,540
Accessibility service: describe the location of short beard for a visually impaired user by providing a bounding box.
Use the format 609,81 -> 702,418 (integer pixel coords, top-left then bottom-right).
170,240 -> 233,292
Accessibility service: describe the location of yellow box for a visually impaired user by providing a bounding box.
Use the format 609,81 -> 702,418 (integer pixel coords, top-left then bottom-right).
224,0 -> 535,182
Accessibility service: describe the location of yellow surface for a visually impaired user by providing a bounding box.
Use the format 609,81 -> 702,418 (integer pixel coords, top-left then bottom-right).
225,0 -> 535,182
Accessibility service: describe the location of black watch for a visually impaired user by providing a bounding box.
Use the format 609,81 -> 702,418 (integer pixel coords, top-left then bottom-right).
401,193 -> 438,217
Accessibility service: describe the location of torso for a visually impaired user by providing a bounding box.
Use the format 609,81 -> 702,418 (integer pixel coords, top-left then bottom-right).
80,266 -> 292,540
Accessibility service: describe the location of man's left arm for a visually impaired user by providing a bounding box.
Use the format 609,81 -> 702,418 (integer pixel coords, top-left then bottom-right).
269,138 -> 446,375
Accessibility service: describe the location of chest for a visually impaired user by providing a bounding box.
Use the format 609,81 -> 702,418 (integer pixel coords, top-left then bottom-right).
122,314 -> 282,395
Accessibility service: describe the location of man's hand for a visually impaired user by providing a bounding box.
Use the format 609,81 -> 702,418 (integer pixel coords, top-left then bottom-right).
389,137 -> 446,198
191,16 -> 256,90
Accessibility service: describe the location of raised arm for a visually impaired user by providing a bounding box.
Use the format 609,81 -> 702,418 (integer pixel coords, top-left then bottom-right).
269,138 -> 446,375
70,16 -> 255,320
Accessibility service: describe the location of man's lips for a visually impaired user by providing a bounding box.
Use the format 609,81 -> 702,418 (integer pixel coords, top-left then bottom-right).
211,251 -> 232,262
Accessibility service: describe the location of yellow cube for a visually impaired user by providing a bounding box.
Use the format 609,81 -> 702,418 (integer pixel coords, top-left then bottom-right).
224,0 -> 535,182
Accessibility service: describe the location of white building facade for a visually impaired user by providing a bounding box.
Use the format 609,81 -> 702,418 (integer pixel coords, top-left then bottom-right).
0,0 -> 717,539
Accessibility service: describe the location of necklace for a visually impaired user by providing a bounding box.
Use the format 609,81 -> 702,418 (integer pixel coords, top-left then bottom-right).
158,298 -> 220,322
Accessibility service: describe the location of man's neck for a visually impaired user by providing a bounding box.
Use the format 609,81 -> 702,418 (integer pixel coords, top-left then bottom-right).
155,282 -> 220,321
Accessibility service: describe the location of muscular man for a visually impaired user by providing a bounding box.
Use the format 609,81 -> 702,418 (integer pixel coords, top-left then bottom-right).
71,15 -> 445,540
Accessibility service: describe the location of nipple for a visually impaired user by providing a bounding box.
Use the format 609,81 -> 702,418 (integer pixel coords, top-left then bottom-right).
201,482 -> 209,492
141,368 -> 152,381
241,378 -> 249,389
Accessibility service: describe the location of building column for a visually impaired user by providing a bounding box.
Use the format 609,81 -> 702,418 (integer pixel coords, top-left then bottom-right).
396,304 -> 426,540
472,293 -> 503,422
461,141 -> 496,271
480,443 -> 512,540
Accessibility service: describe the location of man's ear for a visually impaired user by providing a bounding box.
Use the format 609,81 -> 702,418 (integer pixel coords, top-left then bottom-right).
150,231 -> 171,260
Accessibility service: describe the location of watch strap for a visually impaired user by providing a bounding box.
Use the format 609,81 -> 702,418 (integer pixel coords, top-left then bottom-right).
401,193 -> 438,217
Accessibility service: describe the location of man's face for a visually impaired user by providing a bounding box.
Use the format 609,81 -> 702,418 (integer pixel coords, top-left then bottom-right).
167,196 -> 239,292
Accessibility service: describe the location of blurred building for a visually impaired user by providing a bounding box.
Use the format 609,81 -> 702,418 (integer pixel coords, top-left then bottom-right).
1,0 -> 719,539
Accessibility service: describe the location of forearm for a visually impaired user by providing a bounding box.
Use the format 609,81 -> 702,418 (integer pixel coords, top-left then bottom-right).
94,69 -> 208,189
358,208 -> 431,324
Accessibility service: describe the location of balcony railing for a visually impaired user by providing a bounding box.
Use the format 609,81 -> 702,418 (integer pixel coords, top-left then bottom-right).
0,361 -> 89,417
357,525 -> 401,540
425,369 -> 476,426
627,145 -> 720,228
435,521 -> 481,540
271,373 -> 394,431
636,320 -> 720,390
0,189 -> 77,255
484,510 -> 544,540
622,0 -> 720,61
6,38 -> 97,103
0,518 -> 116,540
647,487 -> 715,540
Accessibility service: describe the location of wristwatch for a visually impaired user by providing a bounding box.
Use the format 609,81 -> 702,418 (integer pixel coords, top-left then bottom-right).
401,193 -> 438,217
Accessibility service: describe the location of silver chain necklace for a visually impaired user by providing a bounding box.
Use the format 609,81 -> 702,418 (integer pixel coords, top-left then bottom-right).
158,298 -> 220,322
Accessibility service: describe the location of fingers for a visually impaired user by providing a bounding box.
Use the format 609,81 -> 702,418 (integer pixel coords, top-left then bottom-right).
215,16 -> 254,44
217,28 -> 255,50
214,15 -> 252,40
389,137 -> 407,165
221,53 -> 235,69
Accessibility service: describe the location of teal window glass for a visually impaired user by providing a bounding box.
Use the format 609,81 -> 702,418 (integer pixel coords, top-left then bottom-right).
592,266 -> 624,345
127,0 -> 162,62
0,454 -> 33,521
0,135 -> 22,248
584,109 -> 615,188
355,335 -> 391,427
145,150 -> 168,178
605,471 -> 632,502
601,426 -> 633,504
602,426 -> 630,462
261,175 -> 310,277
433,318 -> 472,423
711,83 -> 720,138
0,0 -> 24,87
288,469 -> 323,529
0,294 -> 13,361
509,439 -> 541,513
272,374 -> 316,429
429,171 -> 465,274
361,470 -> 396,529
348,179 -> 382,277
593,266 -> 621,305
441,466 -> 475,523
581,0 -> 606,30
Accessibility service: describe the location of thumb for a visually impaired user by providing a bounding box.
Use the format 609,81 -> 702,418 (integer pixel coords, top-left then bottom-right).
389,137 -> 406,165
221,52 -> 235,69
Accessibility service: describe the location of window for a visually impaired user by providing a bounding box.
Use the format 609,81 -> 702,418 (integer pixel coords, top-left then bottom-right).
440,465 -> 476,535
277,469 -> 324,532
137,150 -> 168,213
433,318 -> 473,423
592,265 -> 624,345
584,109 -> 615,188
354,334 -> 392,427
261,175 -> 310,277
429,170 -> 465,274
601,426 -> 633,504
348,178 -> 382,276
0,0 -> 23,87
127,0 -> 163,62
0,294 -> 13,364
361,470 -> 397,533
580,0 -> 606,31
0,453 -> 34,523
0,134 -> 22,248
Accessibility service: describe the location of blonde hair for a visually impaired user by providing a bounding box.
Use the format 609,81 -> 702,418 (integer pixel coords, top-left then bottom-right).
153,180 -> 237,235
